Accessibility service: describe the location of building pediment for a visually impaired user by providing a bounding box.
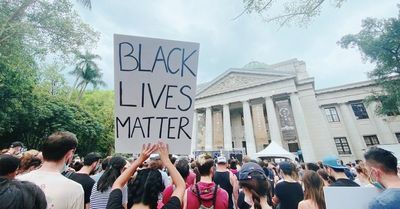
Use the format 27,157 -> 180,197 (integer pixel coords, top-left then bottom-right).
196,70 -> 293,98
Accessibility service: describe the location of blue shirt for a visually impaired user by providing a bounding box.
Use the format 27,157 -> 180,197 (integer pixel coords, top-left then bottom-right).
369,188 -> 400,209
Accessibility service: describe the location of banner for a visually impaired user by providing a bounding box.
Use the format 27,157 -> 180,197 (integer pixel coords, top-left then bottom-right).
324,187 -> 379,209
275,99 -> 297,141
114,34 -> 200,154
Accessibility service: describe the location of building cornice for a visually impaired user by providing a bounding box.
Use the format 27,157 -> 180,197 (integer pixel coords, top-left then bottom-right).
315,80 -> 376,95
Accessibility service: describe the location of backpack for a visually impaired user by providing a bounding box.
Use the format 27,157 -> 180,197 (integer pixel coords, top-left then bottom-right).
194,183 -> 218,209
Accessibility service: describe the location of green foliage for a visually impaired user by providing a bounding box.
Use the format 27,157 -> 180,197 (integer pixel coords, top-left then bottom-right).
239,0 -> 346,27
339,7 -> 400,115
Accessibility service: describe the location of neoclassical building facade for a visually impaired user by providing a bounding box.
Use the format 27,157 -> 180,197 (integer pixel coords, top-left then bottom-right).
190,59 -> 400,162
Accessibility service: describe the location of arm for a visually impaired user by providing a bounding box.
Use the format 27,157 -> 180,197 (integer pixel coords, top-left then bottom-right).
229,171 -> 239,208
158,142 -> 186,203
112,144 -> 158,190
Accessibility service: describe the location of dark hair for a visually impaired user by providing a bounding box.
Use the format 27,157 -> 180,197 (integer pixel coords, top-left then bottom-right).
71,161 -> 83,172
10,141 -> 24,148
0,155 -> 20,176
128,168 -> 164,209
317,169 -> 335,185
97,156 -> 126,192
42,131 -> 78,162
83,152 -> 101,166
303,171 -> 326,209
364,147 -> 398,174
239,171 -> 272,209
0,178 -> 47,209
230,159 -> 237,170
176,159 -> 190,179
196,154 -> 214,176
306,163 -> 320,172
101,157 -> 111,170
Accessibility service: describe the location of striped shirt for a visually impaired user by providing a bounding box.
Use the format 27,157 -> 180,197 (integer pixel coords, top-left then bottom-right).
90,182 -> 127,209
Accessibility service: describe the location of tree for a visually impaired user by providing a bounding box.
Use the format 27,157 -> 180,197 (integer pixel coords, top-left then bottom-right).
339,7 -> 400,115
237,0 -> 346,27
70,51 -> 105,102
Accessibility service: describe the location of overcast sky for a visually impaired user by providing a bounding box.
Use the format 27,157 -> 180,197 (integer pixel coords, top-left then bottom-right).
74,0 -> 399,90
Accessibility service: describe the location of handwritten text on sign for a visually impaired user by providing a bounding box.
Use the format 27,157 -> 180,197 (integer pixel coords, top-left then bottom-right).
114,34 -> 199,154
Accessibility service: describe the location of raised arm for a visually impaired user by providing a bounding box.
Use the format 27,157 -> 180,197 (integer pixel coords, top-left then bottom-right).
158,141 -> 186,202
112,143 -> 158,190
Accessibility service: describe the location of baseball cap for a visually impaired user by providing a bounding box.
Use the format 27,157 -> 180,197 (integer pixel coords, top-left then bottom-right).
150,154 -> 160,160
238,162 -> 266,180
10,141 -> 23,148
279,162 -> 294,174
322,156 -> 346,169
217,156 -> 227,164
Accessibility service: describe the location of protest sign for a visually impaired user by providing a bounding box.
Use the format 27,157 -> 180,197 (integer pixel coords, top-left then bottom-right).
324,187 -> 379,209
114,34 -> 199,154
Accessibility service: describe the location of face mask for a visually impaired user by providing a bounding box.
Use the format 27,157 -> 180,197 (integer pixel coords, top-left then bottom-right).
369,169 -> 385,191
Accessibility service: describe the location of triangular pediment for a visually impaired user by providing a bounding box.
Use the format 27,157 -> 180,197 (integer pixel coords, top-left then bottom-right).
196,70 -> 293,98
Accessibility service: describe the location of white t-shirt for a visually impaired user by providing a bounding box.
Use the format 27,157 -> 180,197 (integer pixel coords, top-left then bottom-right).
17,170 -> 84,209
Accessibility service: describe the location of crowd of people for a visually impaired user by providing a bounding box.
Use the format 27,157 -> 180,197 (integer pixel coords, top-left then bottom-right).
1,131 -> 400,209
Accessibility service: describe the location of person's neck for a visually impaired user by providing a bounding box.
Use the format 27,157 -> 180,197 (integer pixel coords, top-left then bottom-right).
131,202 -> 150,209
283,174 -> 296,182
259,196 -> 270,209
216,165 -> 227,172
382,174 -> 400,189
38,161 -> 64,173
200,175 -> 213,183
77,166 -> 92,175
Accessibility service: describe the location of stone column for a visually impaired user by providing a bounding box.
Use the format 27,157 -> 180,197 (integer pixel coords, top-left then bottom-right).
366,102 -> 397,144
265,96 -> 283,146
223,104 -> 233,150
190,110 -> 198,154
205,107 -> 213,150
290,93 -> 315,162
339,103 -> 365,159
242,101 -> 257,156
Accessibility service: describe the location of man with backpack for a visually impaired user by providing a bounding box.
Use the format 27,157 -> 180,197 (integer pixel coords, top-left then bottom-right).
183,153 -> 228,209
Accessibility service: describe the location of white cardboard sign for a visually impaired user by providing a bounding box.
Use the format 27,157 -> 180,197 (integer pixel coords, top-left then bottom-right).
113,34 -> 199,154
324,187 -> 380,209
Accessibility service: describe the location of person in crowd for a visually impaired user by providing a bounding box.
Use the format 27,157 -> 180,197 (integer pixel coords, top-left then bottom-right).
213,156 -> 239,209
237,162 -> 273,209
316,169 -> 333,186
305,163 -> 320,172
68,152 -> 101,209
354,164 -> 371,187
185,160 -> 197,186
150,154 -> 170,188
322,156 -> 359,187
91,156 -> 127,209
298,171 -> 326,209
0,154 -> 20,179
17,131 -> 84,209
183,153 -> 228,209
5,141 -> 24,156
272,162 -> 303,209
317,161 -> 324,169
0,177 -> 47,209
229,159 -> 239,176
91,157 -> 111,182
18,149 -> 42,175
106,142 -> 185,209
364,147 -> 400,209
162,158 -> 194,205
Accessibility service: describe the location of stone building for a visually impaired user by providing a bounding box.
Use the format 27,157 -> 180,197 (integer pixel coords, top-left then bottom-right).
191,59 -> 400,162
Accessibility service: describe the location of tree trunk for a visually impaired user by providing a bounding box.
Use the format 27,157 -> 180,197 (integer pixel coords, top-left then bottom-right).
77,82 -> 88,103
68,76 -> 80,99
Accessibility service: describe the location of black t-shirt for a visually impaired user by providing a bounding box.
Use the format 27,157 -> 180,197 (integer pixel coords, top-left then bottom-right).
330,178 -> 360,187
106,189 -> 181,209
68,173 -> 95,204
237,191 -> 250,209
275,181 -> 304,209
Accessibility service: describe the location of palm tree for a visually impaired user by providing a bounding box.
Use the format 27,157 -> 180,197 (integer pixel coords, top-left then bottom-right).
76,0 -> 92,9
69,51 -> 105,102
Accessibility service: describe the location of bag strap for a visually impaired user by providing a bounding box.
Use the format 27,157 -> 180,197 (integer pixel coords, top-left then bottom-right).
212,184 -> 218,206
195,183 -> 203,205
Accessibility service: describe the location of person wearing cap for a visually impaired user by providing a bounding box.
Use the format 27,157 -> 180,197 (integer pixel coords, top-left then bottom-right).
213,156 -> 239,209
183,153 -> 228,209
322,156 -> 359,187
364,147 -> 400,209
238,162 -> 273,209
67,152 -> 102,209
272,162 -> 303,209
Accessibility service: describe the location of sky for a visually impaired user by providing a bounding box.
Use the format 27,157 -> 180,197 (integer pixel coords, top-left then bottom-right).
73,0 -> 399,90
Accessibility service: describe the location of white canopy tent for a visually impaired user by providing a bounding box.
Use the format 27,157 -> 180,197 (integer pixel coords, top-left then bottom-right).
251,141 -> 297,160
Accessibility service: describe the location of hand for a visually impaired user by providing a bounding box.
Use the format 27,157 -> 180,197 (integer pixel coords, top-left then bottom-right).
157,141 -> 170,162
137,143 -> 158,164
